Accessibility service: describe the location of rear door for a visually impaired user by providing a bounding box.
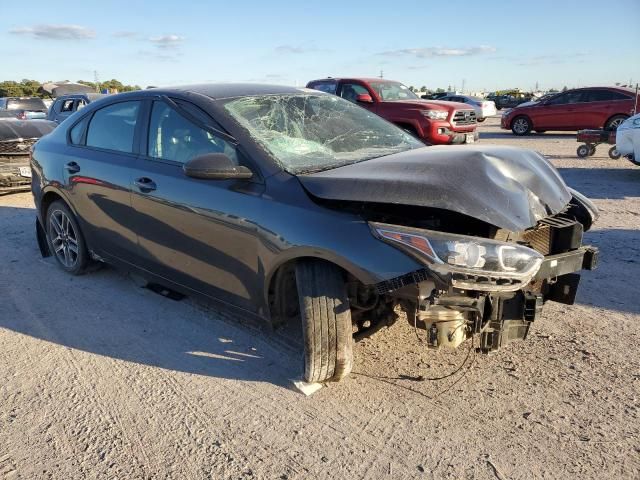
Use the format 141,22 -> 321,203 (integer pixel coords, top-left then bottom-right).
575,89 -> 633,128
63,99 -> 143,262
129,97 -> 264,311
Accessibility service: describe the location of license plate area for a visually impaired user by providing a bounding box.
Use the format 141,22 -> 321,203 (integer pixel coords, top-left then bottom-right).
465,133 -> 475,144
19,166 -> 31,178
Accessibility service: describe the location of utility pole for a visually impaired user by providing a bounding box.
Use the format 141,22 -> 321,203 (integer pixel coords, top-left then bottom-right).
93,70 -> 100,92
379,69 -> 384,79
461,79 -> 466,94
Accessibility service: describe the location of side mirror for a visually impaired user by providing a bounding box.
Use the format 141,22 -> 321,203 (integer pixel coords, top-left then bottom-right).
356,93 -> 374,104
183,153 -> 253,180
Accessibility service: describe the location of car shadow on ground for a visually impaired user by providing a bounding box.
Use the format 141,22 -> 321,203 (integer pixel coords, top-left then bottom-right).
0,204 -> 304,388
557,166 -> 640,199
578,228 -> 640,315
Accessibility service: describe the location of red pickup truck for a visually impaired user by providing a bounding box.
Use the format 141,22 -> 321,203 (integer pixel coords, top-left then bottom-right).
306,77 -> 479,145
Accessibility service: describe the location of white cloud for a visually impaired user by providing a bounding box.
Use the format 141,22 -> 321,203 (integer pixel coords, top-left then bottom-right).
149,34 -> 184,49
379,45 -> 496,58
9,24 -> 95,40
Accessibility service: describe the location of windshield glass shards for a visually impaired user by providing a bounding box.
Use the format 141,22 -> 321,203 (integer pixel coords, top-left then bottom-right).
223,94 -> 422,173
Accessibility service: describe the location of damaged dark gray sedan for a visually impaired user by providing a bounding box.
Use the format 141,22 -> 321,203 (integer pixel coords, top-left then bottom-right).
31,85 -> 599,383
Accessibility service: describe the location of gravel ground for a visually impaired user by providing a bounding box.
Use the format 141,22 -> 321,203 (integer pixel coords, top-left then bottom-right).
1,117 -> 639,479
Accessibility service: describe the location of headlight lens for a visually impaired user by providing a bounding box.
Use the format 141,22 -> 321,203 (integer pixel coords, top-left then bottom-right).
421,110 -> 449,120
371,222 -> 543,291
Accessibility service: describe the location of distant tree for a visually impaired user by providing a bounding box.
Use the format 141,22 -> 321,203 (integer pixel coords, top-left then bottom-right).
408,86 -> 415,92
548,88 -> 559,93
420,85 -> 427,92
436,87 -> 445,93
562,85 -> 568,92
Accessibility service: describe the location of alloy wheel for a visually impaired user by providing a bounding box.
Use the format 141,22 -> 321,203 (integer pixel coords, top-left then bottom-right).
608,118 -> 624,129
513,118 -> 529,134
49,209 -> 79,268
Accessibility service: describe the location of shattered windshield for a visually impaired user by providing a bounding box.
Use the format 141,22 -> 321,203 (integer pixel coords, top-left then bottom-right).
223,94 -> 422,173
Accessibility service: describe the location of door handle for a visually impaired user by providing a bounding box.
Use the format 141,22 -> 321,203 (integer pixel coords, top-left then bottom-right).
65,161 -> 80,173
134,177 -> 157,192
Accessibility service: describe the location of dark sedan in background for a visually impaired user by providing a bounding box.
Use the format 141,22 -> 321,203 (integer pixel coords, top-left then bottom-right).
31,84 -> 598,384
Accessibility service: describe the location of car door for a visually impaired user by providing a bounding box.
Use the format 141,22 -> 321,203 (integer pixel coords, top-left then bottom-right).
129,98 -> 264,312
534,91 -> 585,130
63,99 -> 143,262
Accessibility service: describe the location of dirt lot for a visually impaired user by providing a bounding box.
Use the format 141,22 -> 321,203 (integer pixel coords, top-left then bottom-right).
1,117 -> 639,479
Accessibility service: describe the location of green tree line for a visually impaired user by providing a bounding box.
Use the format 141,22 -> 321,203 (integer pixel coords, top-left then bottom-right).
0,79 -> 141,97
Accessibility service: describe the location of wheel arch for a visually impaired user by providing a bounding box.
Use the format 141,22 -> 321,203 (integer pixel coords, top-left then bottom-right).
604,113 -> 629,129
263,248 -> 377,326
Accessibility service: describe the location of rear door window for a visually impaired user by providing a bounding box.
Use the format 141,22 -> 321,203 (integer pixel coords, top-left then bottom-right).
86,101 -> 140,153
584,89 -> 632,102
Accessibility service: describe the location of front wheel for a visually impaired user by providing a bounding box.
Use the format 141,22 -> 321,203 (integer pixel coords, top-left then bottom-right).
46,200 -> 89,274
609,146 -> 621,160
511,116 -> 532,135
477,118 -> 486,123
295,260 -> 353,383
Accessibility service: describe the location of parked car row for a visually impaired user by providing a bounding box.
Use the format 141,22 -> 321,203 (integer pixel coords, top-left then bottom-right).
31,84 -> 599,384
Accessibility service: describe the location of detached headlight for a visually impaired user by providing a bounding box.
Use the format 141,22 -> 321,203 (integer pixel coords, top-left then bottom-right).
371,222 -> 543,291
421,110 -> 448,120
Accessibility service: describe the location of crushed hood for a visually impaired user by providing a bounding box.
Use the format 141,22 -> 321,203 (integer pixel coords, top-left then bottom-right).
297,145 -> 572,231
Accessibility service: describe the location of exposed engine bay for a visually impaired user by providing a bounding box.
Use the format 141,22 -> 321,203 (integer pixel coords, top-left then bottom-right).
342,189 -> 599,353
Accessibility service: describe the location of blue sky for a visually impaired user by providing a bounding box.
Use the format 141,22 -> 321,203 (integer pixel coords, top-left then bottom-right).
1,0 -> 638,92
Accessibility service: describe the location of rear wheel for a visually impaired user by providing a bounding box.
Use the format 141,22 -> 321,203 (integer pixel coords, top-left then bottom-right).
477,118 -> 486,123
295,260 -> 353,383
577,144 -> 590,158
608,146 -> 621,160
511,116 -> 532,135
46,200 -> 89,274
605,115 -> 628,131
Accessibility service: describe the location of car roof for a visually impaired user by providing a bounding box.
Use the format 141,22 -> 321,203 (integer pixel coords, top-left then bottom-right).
308,77 -> 404,84
56,92 -> 106,101
147,83 -> 309,99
